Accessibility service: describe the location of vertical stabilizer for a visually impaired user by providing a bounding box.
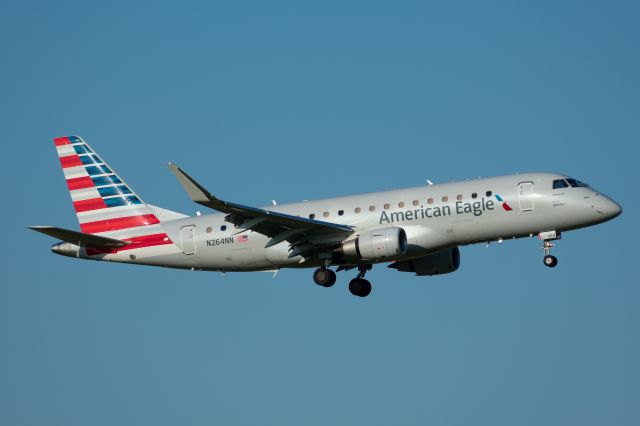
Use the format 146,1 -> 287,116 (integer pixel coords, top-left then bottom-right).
53,136 -> 174,246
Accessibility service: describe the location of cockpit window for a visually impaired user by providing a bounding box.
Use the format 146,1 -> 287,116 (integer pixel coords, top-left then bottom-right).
553,179 -> 569,189
566,178 -> 589,188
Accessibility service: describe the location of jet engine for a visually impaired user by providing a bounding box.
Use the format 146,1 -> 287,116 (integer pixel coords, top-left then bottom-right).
388,247 -> 460,276
341,227 -> 408,260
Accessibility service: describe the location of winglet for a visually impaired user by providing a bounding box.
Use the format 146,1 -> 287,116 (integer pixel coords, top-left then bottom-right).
167,163 -> 220,207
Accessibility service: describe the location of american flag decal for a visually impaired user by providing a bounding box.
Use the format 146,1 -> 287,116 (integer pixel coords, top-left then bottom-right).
237,235 -> 249,243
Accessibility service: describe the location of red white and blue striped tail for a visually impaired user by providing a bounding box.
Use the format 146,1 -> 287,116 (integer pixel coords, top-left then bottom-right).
53,136 -> 173,250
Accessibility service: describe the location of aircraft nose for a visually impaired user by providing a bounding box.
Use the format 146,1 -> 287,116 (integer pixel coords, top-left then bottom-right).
599,196 -> 622,219
608,199 -> 622,218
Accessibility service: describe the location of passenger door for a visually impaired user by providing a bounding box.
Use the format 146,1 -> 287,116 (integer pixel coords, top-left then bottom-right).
518,182 -> 534,211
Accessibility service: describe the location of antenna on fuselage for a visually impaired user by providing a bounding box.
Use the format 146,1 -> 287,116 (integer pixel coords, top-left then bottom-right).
426,180 -> 434,186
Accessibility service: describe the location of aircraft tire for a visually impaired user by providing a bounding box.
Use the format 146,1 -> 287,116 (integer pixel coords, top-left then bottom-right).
543,255 -> 558,268
349,278 -> 372,297
313,268 -> 336,287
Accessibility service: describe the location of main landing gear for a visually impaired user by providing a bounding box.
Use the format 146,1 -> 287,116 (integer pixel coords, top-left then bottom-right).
312,264 -> 373,297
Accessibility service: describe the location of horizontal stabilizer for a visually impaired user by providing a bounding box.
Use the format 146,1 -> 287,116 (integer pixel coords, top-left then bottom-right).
28,226 -> 130,248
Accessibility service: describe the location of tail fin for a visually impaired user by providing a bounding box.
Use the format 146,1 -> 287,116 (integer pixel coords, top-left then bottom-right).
53,136 -> 180,240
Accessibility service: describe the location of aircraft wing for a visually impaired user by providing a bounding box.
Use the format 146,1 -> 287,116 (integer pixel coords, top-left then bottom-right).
28,226 -> 130,248
168,163 -> 353,258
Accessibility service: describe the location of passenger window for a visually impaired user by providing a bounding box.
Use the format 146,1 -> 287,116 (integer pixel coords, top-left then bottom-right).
427,198 -> 434,204
309,213 -> 315,219
369,206 -> 376,212
338,210 -> 344,216
553,179 -> 569,189
471,193 -> 477,199
457,194 -> 463,201
221,225 -> 227,231
442,196 -> 448,202
384,203 -> 390,210
323,212 -> 330,218
206,227 -> 212,233
486,191 -> 492,197
355,207 -> 361,214
413,200 -> 419,206
398,202 -> 405,208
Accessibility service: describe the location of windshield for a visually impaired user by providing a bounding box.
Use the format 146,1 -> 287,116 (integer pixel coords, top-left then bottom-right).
553,179 -> 569,189
566,178 -> 589,188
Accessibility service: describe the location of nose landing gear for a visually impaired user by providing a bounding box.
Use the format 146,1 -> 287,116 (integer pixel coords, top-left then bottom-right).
542,239 -> 558,268
539,231 -> 560,268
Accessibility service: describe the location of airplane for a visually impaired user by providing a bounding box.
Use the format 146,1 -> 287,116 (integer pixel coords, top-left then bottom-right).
29,136 -> 622,297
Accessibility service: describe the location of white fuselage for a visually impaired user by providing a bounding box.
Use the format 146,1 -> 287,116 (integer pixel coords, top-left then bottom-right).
75,172 -> 621,272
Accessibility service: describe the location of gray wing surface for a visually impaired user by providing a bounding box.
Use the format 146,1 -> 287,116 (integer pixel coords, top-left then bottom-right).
168,163 -> 353,258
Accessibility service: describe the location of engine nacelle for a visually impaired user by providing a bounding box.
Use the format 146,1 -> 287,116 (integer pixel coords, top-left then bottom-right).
341,227 -> 408,260
389,247 -> 460,276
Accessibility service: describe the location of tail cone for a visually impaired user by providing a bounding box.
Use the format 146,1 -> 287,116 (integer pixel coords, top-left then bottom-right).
51,242 -> 79,258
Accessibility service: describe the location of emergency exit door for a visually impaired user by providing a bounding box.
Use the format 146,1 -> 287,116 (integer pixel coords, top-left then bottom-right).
518,182 -> 534,211
180,225 -> 196,255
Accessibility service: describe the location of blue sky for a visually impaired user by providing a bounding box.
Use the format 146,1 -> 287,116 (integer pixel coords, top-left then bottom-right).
1,1 -> 638,425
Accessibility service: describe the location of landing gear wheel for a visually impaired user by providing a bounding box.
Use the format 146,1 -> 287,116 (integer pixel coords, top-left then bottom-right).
543,255 -> 558,268
541,237 -> 559,268
349,278 -> 372,297
313,268 -> 336,287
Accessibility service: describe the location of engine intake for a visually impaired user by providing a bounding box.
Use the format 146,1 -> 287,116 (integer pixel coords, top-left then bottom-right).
341,227 -> 408,260
389,247 -> 460,276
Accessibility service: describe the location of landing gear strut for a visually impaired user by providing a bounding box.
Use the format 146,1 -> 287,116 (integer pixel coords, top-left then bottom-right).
542,240 -> 558,268
313,267 -> 336,287
349,265 -> 372,297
